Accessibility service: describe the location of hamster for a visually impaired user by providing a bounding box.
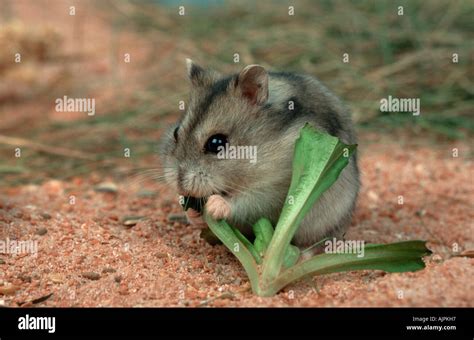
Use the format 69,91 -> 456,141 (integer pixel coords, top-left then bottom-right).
161,59 -> 360,248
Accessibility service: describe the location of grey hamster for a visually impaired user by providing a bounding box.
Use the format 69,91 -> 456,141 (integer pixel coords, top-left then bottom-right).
161,59 -> 360,248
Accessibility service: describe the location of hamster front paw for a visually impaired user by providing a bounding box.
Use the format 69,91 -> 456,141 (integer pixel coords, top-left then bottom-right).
205,194 -> 231,220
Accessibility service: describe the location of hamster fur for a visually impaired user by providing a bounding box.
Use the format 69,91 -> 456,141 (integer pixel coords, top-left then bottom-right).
161,60 -> 360,248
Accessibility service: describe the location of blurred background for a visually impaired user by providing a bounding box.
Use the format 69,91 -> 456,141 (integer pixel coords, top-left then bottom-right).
0,0 -> 472,186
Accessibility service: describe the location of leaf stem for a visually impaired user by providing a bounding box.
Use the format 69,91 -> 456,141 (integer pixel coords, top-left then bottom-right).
204,213 -> 261,293
262,241 -> 431,296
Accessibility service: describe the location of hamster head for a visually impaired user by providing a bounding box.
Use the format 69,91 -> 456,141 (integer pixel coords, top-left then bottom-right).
161,60 -> 296,213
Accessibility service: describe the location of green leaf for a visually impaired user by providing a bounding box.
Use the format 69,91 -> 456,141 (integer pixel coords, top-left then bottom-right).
232,227 -> 262,264
253,218 -> 300,267
267,241 -> 432,296
283,245 -> 300,269
262,124 -> 356,283
253,218 -> 274,256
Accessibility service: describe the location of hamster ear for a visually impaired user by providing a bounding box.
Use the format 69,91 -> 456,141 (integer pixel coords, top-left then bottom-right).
235,64 -> 269,105
185,58 -> 220,87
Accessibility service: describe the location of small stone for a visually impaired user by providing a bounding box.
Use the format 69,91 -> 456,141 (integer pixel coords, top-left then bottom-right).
18,274 -> 32,283
114,275 -> 122,283
431,254 -> 443,263
414,163 -> 427,176
102,267 -> 116,274
232,278 -> 242,286
122,216 -> 146,227
218,292 -> 235,300
36,227 -> 48,236
41,213 -> 52,220
0,284 -> 20,295
49,273 -> 64,284
43,180 -> 63,195
367,190 -> 379,202
155,252 -> 168,259
0,258 -> 5,264
94,182 -> 118,194
118,283 -> 128,295
167,213 -> 188,223
11,209 -> 23,219
82,272 -> 100,280
137,190 -> 158,198
415,209 -> 426,217
108,214 -> 119,221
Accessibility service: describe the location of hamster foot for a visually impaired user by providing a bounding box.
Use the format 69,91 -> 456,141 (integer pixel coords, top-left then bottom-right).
205,194 -> 231,220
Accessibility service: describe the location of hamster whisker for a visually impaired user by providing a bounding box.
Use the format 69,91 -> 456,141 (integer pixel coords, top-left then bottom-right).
122,171 -> 173,189
123,169 -> 170,184
219,182 -> 262,198
125,172 -> 166,184
119,166 -> 169,177
125,165 -> 175,178
223,179 -> 267,195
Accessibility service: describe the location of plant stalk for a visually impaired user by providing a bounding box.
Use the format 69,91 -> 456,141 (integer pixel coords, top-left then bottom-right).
259,241 -> 431,296
204,214 -> 260,292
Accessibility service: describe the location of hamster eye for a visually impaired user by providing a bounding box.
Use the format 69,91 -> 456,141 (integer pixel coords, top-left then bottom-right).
205,134 -> 228,154
173,126 -> 179,142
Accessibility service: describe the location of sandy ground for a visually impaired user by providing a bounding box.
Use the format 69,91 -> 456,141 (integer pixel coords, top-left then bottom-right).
0,0 -> 473,308
1,134 -> 473,307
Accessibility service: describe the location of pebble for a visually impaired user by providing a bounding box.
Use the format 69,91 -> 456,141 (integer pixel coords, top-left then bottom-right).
36,227 -> 48,236
122,216 -> 146,227
102,267 -> 116,274
232,278 -> 242,286
118,283 -> 128,295
0,258 -> 5,264
167,213 -> 188,223
41,212 -> 52,220
114,275 -> 122,283
137,190 -> 158,198
415,209 -> 426,217
43,180 -> 63,195
431,254 -> 443,263
11,208 -> 23,219
82,272 -> 101,280
18,274 -> 32,283
155,252 -> 168,259
49,273 -> 65,284
0,285 -> 20,295
94,182 -> 118,194
367,190 -> 379,202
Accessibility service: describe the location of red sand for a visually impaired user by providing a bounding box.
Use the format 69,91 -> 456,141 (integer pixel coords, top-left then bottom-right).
1,135 -> 473,307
